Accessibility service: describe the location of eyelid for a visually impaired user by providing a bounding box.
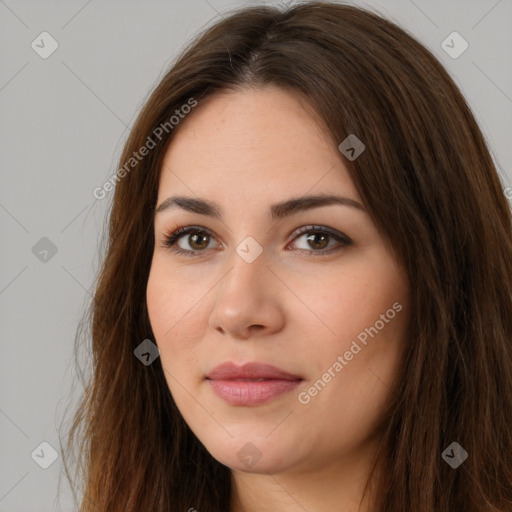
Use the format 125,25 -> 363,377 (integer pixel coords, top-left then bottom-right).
289,224 -> 352,246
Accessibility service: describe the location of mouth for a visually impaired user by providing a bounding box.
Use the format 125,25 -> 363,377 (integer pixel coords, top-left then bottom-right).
206,378 -> 303,406
206,361 -> 303,406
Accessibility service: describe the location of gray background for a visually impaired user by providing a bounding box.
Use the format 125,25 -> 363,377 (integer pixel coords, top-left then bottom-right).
0,0 -> 511,510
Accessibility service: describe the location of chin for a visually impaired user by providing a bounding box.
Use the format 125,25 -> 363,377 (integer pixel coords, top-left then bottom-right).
198,429 -> 303,474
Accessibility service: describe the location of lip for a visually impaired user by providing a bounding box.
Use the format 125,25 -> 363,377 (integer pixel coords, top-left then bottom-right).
206,361 -> 303,406
207,361 -> 301,381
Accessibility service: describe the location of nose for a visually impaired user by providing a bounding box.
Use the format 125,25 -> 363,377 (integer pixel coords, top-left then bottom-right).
208,247 -> 286,340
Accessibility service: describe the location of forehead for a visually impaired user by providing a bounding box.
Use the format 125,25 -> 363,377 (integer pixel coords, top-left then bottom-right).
157,85 -> 358,203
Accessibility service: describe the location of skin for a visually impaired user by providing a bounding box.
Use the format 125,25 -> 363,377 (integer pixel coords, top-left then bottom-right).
146,84 -> 410,512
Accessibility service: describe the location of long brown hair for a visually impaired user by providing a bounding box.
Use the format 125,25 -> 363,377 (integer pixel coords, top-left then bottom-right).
61,2 -> 512,510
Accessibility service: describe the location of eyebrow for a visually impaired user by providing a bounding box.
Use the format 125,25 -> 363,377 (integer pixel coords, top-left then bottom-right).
155,193 -> 366,221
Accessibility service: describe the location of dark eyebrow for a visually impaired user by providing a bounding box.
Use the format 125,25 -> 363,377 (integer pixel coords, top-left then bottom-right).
155,194 -> 366,221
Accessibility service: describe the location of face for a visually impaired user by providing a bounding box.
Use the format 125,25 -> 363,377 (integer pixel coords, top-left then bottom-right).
146,85 -> 410,476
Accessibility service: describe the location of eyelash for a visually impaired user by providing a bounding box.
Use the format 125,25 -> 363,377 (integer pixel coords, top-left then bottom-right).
160,224 -> 352,258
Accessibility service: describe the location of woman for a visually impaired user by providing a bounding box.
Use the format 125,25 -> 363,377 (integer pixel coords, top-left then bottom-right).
63,2 -> 512,511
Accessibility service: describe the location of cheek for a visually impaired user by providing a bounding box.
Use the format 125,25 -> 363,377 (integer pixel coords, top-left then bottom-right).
146,266 -> 199,365
294,259 -> 409,421
147,259 -> 202,339
146,274 -> 201,413
297,292 -> 408,450
300,266 -> 406,354
146,272 -> 171,342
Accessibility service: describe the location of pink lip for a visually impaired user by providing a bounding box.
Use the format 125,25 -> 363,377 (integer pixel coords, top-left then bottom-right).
206,362 -> 302,406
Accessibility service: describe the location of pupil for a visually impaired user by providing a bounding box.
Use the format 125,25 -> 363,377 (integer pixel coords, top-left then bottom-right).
191,233 -> 209,249
308,233 -> 328,249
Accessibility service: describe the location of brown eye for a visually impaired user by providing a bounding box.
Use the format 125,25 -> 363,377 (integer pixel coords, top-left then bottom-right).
289,226 -> 352,256
186,231 -> 211,250
305,232 -> 330,250
162,226 -> 218,257
162,224 -> 351,258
